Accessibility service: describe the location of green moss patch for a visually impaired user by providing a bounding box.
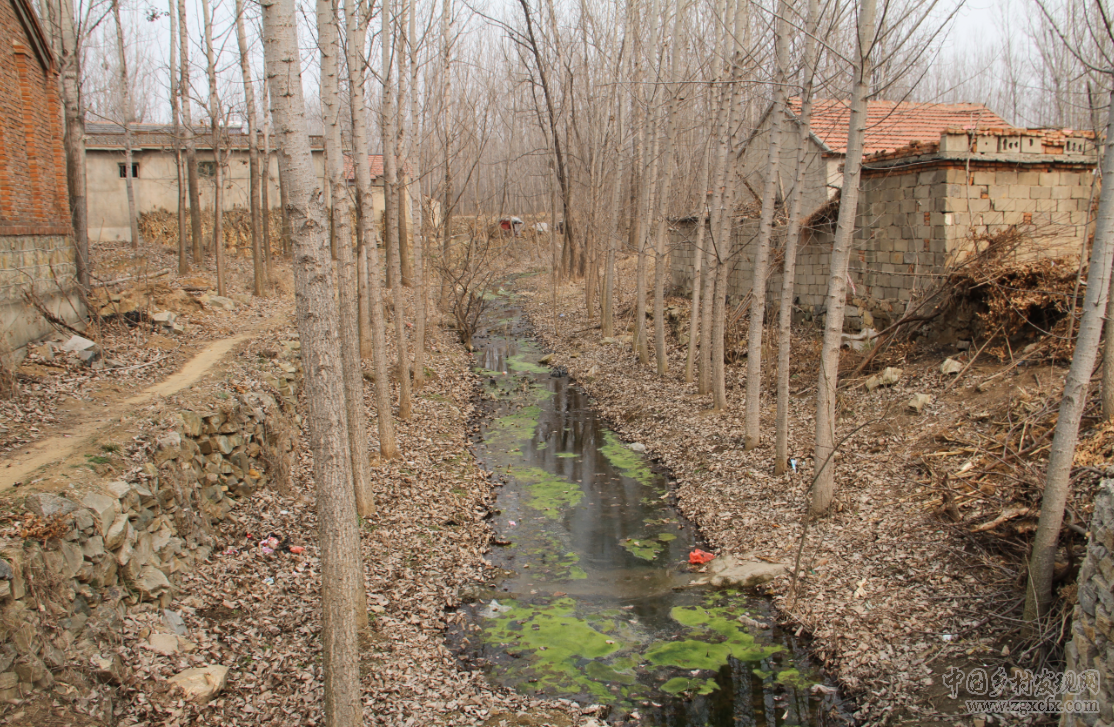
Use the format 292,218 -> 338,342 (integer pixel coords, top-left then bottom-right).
620,537 -> 664,561
508,354 -> 550,374
599,431 -> 656,486
485,405 -> 541,451
512,466 -> 583,518
660,677 -> 720,695
645,605 -> 783,670
480,598 -> 625,700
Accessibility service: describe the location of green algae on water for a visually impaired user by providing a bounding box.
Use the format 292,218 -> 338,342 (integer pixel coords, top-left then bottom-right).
480,598 -> 625,700
620,537 -> 664,561
508,353 -> 550,374
660,676 -> 720,695
645,605 -> 784,670
512,466 -> 583,517
599,431 -> 656,486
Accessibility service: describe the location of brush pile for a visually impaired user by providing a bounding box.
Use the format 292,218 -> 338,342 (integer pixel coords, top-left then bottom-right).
138,209 -> 285,259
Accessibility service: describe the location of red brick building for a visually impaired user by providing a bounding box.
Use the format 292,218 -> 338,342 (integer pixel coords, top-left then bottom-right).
0,0 -> 80,361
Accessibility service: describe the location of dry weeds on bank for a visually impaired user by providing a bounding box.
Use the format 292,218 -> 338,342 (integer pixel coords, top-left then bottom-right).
511,260 -> 1093,725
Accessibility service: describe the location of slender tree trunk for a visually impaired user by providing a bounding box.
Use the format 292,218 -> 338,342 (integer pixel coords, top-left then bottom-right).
320,0 -> 374,518
635,87 -> 659,367
437,0 -> 453,312
395,0 -> 414,286
685,142 -> 710,384
112,0 -> 139,253
58,0 -> 88,286
652,0 -> 684,376
347,0 -> 400,459
601,90 -> 624,339
1024,89 -> 1114,623
811,0 -> 877,516
706,0 -> 737,409
168,0 -> 187,275
263,0 -> 365,722
279,167 -> 292,256
179,0 -> 202,266
201,0 -> 225,295
407,0 -> 427,388
235,0 -> 263,296
743,0 -> 789,449
382,0 -> 413,419
261,79 -> 272,282
774,0 -> 818,476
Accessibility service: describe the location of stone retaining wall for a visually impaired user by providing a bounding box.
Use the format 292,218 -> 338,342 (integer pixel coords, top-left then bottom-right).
1062,479 -> 1114,726
0,344 -> 302,702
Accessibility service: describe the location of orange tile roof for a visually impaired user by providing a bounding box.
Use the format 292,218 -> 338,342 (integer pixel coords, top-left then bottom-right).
788,99 -> 1011,156
343,154 -> 385,180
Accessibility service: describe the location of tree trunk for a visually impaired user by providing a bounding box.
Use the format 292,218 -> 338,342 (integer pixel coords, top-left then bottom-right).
201,0 -> 225,295
1024,89 -> 1114,624
261,79 -> 272,282
407,0 -> 427,388
743,0 -> 789,450
178,0 -> 203,266
774,0 -> 818,476
810,0 -> 877,517
58,0 -> 88,286
651,0 -> 684,377
168,0 -> 187,275
685,142 -> 710,384
234,0 -> 263,296
382,0 -> 413,420
319,0 -> 375,518
346,0 -> 400,459
262,0 -> 365,722
111,0 -> 140,253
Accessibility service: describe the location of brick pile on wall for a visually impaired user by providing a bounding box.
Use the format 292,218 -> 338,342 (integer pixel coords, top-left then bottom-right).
0,345 -> 302,701
1062,480 -> 1114,726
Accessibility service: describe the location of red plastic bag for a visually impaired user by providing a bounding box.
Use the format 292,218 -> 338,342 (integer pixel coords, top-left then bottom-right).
689,549 -> 715,565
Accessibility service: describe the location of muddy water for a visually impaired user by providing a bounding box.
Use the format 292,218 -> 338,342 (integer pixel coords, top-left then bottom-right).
460,294 -> 840,725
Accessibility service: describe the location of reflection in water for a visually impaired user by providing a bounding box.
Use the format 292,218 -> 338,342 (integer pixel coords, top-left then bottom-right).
461,296 -> 841,726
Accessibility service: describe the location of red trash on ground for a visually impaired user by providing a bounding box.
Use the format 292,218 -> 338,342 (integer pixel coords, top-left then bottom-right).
689,549 -> 715,565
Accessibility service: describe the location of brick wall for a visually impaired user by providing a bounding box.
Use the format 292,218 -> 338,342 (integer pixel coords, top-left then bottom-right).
670,158 -> 1095,332
0,0 -> 80,360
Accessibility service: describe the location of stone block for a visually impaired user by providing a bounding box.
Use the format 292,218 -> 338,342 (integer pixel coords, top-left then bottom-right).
1030,186 -> 1051,199
81,494 -> 121,535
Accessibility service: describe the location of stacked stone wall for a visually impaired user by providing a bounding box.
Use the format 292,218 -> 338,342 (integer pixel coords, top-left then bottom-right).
0,345 -> 302,701
1063,480 -> 1114,727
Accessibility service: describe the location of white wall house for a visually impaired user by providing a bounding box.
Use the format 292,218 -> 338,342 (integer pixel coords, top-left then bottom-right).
84,123 -> 414,243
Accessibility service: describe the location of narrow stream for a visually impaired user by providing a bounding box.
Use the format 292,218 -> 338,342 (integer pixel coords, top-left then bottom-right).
457,288 -> 842,726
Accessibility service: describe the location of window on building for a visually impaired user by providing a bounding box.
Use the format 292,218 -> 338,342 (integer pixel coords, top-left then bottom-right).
118,162 -> 139,178
198,161 -> 217,178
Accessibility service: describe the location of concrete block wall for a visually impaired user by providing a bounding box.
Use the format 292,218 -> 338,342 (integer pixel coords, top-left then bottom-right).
0,233 -> 84,361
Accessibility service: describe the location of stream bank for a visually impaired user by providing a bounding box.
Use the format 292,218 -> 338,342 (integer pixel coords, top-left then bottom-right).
456,287 -> 843,726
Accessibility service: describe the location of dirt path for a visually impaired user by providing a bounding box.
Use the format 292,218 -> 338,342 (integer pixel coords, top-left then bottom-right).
0,334 -> 248,491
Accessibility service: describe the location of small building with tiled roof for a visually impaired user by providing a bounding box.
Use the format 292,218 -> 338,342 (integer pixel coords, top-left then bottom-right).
674,102 -> 1098,339
84,123 -> 416,245
739,99 -> 1012,218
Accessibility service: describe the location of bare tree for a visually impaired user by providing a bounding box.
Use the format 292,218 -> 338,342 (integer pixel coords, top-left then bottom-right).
775,0 -> 819,476
168,0 -> 188,274
346,0 -> 401,460
234,0 -> 264,296
810,0 -> 877,516
383,0 -> 414,420
200,0 -> 225,295
178,0 -> 202,265
55,0 -> 89,286
261,0 -> 365,722
111,0 -> 139,253
319,0 -> 374,517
